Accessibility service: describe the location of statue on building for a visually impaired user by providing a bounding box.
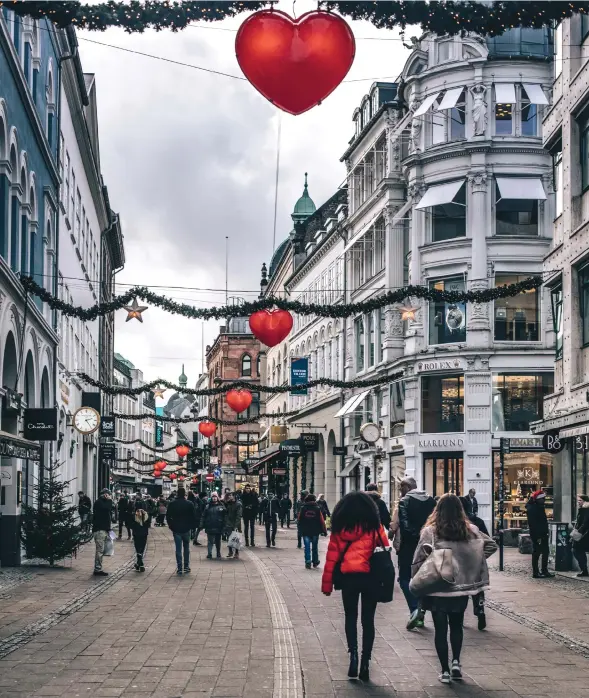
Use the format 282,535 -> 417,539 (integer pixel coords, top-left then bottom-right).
469,83 -> 487,136
409,99 -> 422,153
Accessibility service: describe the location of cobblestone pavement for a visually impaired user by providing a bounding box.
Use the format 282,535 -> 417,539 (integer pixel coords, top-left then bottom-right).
0,525 -> 588,697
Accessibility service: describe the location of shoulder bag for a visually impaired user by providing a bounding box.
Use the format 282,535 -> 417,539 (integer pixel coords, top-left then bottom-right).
409,530 -> 455,597
333,541 -> 352,590
369,530 -> 395,603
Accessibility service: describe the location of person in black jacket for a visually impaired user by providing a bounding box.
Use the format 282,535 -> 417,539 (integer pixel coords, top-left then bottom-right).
78,491 -> 92,531
241,485 -> 259,547
166,487 -> 198,574
294,491 -> 308,548
526,490 -> 554,579
117,492 -> 132,540
279,493 -> 293,528
264,493 -> 281,547
132,499 -> 150,572
573,495 -> 589,577
200,491 -> 227,559
397,477 -> 436,630
460,496 -> 488,630
298,494 -> 327,568
467,488 -> 479,517
365,484 -> 391,529
92,489 -> 114,576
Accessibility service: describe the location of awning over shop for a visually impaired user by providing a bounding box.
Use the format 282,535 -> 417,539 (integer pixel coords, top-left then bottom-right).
560,424 -> 589,439
436,87 -> 464,110
494,82 -> 516,103
247,450 -> 283,473
522,83 -> 549,105
496,177 -> 546,200
338,459 -> 361,478
334,390 -> 370,418
414,179 -> 464,210
413,92 -> 441,116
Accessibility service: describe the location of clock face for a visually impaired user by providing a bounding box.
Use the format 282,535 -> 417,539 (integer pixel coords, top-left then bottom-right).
361,423 -> 380,444
73,407 -> 100,434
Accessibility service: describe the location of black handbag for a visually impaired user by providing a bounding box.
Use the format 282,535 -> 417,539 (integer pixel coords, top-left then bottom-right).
333,542 -> 352,590
369,531 -> 395,603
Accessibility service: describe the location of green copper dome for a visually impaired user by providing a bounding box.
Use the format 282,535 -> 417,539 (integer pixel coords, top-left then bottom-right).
291,173 -> 316,223
179,364 -> 187,387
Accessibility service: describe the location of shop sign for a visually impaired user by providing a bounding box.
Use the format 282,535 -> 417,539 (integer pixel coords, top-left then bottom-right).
101,444 -> 116,460
0,468 -> 12,481
516,467 -> 543,486
271,425 -> 288,443
59,380 -> 70,405
416,359 -> 464,373
301,433 -> 319,452
0,435 -> 41,461
100,417 -> 116,437
273,468 -> 287,475
210,456 -> 219,465
280,439 -> 305,456
23,408 -> 58,441
333,446 -> 346,456
418,437 -> 464,449
290,357 -> 309,395
542,432 -> 565,454
155,421 -> 164,447
509,437 -> 543,450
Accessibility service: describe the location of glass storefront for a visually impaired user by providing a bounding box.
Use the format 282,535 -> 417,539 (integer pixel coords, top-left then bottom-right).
492,373 -> 554,432
574,445 -> 589,500
421,374 -> 464,433
424,454 -> 464,497
493,450 -> 554,532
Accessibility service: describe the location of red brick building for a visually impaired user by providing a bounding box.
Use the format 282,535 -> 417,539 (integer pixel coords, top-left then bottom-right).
206,317 -> 265,487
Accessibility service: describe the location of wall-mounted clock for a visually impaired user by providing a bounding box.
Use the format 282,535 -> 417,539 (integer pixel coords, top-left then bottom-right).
72,407 -> 101,435
360,422 -> 381,444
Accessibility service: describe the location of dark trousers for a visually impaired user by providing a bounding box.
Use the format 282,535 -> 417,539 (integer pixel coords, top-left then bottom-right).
156,513 -> 165,526
432,610 -> 465,673
573,545 -> 588,573
207,532 -> 222,556
398,545 -> 419,613
173,532 -> 190,570
243,515 -> 256,545
472,591 -> 485,615
134,534 -> 147,565
118,516 -> 131,538
341,584 -> 378,658
265,516 -> 277,545
280,511 -> 291,527
532,535 -> 549,574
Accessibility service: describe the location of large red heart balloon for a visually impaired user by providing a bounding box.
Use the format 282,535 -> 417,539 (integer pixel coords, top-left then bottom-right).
249,309 -> 293,347
235,10 -> 356,116
226,389 -> 253,414
198,421 -> 216,438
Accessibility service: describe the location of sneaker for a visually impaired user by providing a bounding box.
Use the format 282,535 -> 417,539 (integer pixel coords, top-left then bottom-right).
184,567 -> 191,573
177,569 -> 183,575
415,618 -> 425,629
134,563 -> 140,571
540,571 -> 555,578
577,571 -> 589,577
272,541 -> 276,547
439,671 -> 451,684
245,542 -> 250,547
266,544 -> 271,548
93,570 -> 108,576
451,660 -> 462,680
216,552 -> 221,558
305,562 -> 312,569
251,543 -> 255,547
139,566 -> 145,572
478,612 -> 487,631
313,562 -> 320,568
406,609 -> 423,631
206,554 -> 212,559
227,552 -> 234,558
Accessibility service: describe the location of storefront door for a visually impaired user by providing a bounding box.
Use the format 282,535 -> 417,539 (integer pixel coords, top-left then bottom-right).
423,453 -> 464,497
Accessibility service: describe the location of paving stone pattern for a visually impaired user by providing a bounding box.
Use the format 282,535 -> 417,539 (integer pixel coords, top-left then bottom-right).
0,526 -> 588,697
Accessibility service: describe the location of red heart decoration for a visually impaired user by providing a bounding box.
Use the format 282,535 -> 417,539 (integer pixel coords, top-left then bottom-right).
226,389 -> 253,414
235,10 -> 356,116
199,421 -> 216,438
249,309 -> 293,347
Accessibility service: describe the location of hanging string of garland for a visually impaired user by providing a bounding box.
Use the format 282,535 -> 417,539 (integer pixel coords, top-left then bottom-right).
77,371 -> 402,397
5,1 -> 585,35
113,455 -> 182,467
20,275 -> 543,322
112,438 -> 180,453
112,409 -> 300,424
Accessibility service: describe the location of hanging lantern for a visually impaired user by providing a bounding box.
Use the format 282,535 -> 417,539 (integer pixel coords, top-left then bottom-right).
199,421 -> 216,438
153,469 -> 162,478
155,459 -> 167,471
235,9 -> 356,115
178,476 -> 185,482
249,309 -> 293,347
176,444 -> 190,458
169,472 -> 177,480
226,389 -> 253,414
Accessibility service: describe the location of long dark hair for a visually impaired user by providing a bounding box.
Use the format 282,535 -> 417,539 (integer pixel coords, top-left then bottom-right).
330,492 -> 381,534
425,493 -> 470,541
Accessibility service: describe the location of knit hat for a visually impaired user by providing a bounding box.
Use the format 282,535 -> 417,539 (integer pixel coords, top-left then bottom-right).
531,490 -> 546,500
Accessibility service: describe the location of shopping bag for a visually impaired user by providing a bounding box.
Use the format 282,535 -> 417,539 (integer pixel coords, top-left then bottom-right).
228,531 -> 242,551
103,537 -> 114,556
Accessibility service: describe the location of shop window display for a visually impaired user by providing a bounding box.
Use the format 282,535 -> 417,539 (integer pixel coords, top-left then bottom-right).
492,373 -> 553,431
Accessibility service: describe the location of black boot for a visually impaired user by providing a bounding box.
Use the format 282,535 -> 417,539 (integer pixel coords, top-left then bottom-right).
347,649 -> 358,678
359,655 -> 370,682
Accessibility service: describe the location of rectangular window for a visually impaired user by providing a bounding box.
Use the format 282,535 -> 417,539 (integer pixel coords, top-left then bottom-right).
495,102 -> 513,135
432,96 -> 446,145
552,138 -> 563,217
521,86 -> 538,137
579,261 -> 589,346
495,182 -> 539,236
432,182 -> 466,242
58,134 -> 64,203
389,380 -> 405,427
355,316 -> 365,372
554,22 -> 563,78
438,41 -> 451,63
429,277 -> 466,345
494,274 -> 539,341
581,114 -> 589,191
492,373 -> 554,431
449,89 -> 466,140
550,283 -> 563,359
352,242 -> 365,289
378,308 -> 385,363
421,374 -> 464,433
70,171 -> 76,224
368,312 -> 375,367
363,230 -> 374,280
374,219 -> 385,273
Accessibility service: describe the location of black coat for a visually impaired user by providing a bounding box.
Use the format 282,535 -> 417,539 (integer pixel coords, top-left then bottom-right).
317,499 -> 330,519
262,497 -> 281,521
279,497 -> 292,514
398,491 -> 436,549
132,508 -> 150,538
367,492 -> 391,529
166,496 -> 198,534
526,499 -> 549,539
469,495 -> 479,517
201,502 -> 227,534
574,504 -> 589,552
93,496 -> 113,532
241,491 -> 259,516
78,495 -> 92,515
297,503 -> 326,538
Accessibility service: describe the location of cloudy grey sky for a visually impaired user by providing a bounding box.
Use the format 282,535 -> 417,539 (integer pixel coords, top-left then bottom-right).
77,1 -> 411,394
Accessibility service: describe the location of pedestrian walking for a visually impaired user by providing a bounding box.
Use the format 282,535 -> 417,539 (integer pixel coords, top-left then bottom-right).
294,490 -> 308,548
132,499 -> 150,571
526,490 -> 555,578
467,488 -> 478,517
78,491 -> 92,532
317,493 -> 330,521
166,487 -> 198,574
200,491 -> 226,559
224,492 -> 242,559
156,496 -> 167,526
459,496 -> 489,629
298,493 -> 327,569
92,489 -> 114,576
264,493 -> 280,547
241,484 -> 259,547
192,492 -> 208,546
410,494 -> 497,684
116,491 -> 132,539
258,494 -> 266,524
187,491 -> 198,540
365,483 -> 391,529
398,477 -> 436,630
572,494 -> 589,577
321,491 -> 390,682
279,492 -> 293,528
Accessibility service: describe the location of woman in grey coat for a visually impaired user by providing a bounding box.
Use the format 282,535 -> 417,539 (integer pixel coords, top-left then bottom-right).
223,492 -> 243,559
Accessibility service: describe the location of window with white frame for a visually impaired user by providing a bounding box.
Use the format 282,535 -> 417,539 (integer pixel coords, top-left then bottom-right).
495,177 -> 545,236
368,313 -> 375,367
355,317 -> 365,372
554,22 -> 563,78
551,137 -> 563,218
494,274 -> 539,341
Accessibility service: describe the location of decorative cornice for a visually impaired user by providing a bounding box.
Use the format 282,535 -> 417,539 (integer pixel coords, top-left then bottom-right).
285,228 -> 342,291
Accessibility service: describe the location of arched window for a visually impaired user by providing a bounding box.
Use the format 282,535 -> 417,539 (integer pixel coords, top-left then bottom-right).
256,353 -> 261,376
241,353 -> 252,377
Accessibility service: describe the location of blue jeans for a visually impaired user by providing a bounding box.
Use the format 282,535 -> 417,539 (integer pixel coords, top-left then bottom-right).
303,535 -> 319,565
398,546 -> 418,613
173,532 -> 190,570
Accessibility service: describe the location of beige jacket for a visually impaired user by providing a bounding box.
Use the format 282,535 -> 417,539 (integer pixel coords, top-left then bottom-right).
411,524 -> 498,597
388,506 -> 401,552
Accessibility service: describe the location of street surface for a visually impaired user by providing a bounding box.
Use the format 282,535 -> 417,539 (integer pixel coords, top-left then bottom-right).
0,526 -> 588,698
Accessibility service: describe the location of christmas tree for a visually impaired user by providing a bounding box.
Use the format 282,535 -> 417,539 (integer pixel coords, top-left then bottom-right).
20,458 -> 82,566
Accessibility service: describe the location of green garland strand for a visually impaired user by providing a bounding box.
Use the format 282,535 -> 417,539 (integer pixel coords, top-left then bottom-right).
5,1 -> 586,35
20,275 -> 543,322
113,438 -> 180,453
112,409 -> 300,424
78,371 -> 401,397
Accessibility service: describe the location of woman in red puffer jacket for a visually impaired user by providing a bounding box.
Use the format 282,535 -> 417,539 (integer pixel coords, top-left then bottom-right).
321,492 -> 389,683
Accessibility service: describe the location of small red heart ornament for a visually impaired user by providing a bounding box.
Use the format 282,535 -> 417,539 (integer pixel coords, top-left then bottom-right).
226,389 -> 253,414
249,309 -> 293,347
198,421 -> 216,438
235,9 -> 356,115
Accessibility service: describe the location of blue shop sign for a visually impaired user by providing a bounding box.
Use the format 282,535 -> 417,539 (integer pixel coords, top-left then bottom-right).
290,357 -> 308,395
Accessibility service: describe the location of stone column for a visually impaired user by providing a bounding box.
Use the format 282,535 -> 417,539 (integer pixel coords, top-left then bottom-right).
383,206 -> 405,362
467,172 -> 490,348
0,173 -> 9,259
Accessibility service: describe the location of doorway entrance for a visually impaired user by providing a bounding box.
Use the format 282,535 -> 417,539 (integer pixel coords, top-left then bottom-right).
423,453 -> 464,497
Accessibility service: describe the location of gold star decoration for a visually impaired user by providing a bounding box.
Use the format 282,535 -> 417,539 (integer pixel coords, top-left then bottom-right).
399,305 -> 419,321
123,298 -> 148,323
152,386 -> 166,399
